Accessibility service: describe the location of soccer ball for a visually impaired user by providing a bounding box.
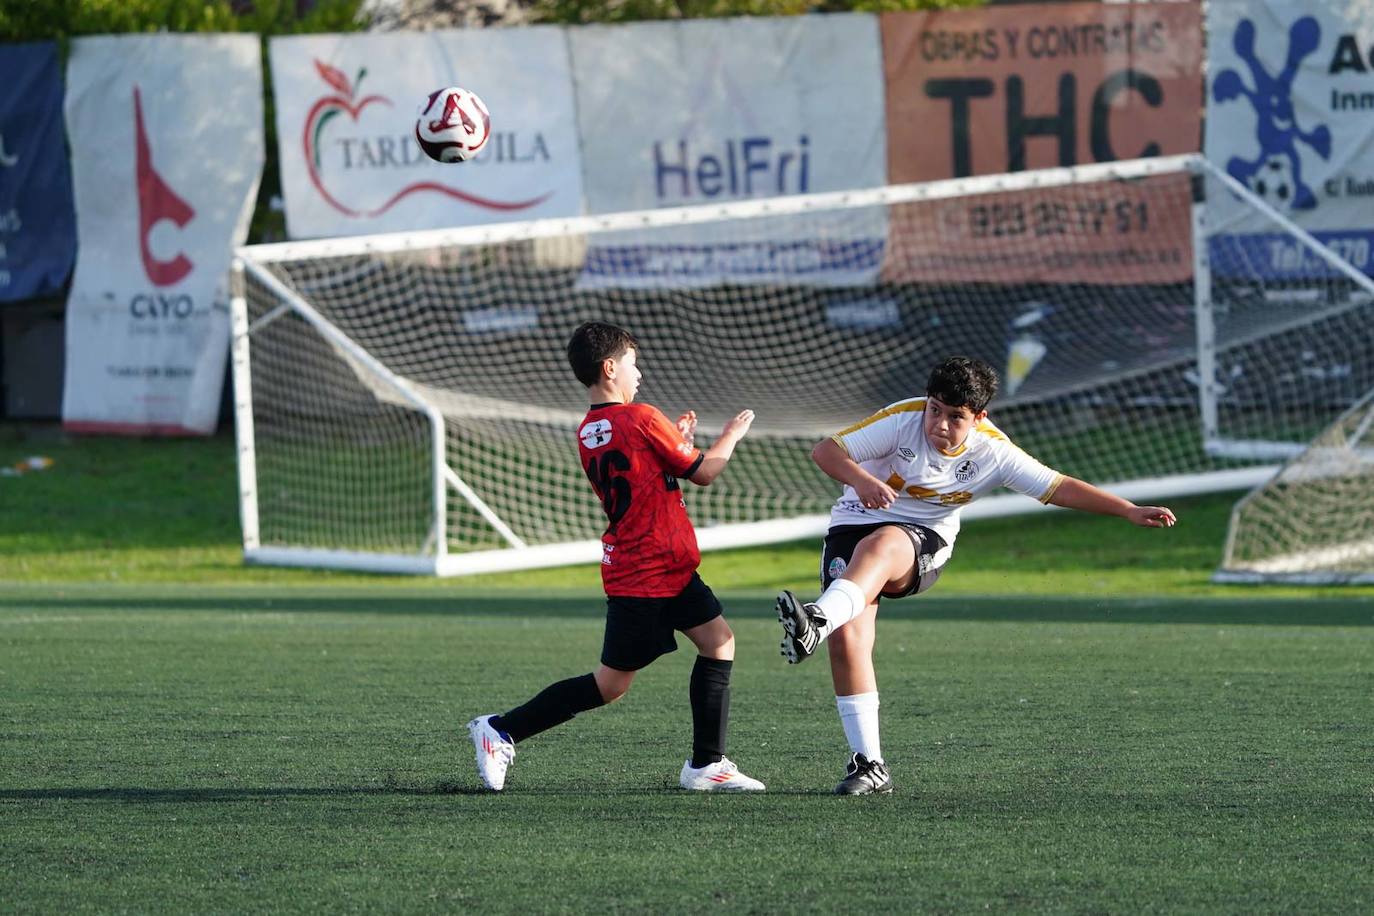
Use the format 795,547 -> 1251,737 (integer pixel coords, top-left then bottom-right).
415,87 -> 491,163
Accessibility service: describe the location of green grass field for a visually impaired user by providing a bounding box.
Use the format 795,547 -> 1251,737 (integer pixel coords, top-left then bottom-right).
2,429 -> 1372,912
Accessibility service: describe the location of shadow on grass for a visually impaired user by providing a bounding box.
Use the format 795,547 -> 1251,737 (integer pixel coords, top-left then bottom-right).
0,784 -> 824,801
0,593 -> 1371,626
0,786 -> 469,801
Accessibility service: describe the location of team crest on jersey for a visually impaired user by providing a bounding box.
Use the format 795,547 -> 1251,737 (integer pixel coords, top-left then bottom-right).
954,459 -> 978,482
828,557 -> 848,579
898,447 -> 916,460
580,418 -> 612,449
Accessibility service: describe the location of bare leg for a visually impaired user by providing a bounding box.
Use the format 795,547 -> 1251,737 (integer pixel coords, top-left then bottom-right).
593,665 -> 635,703
837,526 -> 918,608
828,602 -> 879,695
682,615 -> 735,660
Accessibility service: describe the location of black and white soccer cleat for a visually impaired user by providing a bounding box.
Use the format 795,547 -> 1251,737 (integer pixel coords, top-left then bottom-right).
833,753 -> 893,796
775,590 -> 825,664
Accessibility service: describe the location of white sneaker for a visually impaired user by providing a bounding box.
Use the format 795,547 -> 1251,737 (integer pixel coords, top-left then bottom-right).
466,715 -> 515,791
679,756 -> 766,792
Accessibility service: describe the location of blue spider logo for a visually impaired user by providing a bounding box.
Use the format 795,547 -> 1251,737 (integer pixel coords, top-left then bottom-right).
1212,16 -> 1331,210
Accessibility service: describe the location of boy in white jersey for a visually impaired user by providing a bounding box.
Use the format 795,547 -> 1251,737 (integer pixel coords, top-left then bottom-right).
776,356 -> 1176,795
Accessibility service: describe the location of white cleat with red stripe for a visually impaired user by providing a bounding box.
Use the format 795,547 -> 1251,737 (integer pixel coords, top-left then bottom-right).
679,756 -> 765,792
467,715 -> 515,791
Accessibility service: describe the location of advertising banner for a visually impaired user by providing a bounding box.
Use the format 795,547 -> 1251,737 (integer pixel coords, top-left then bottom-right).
0,42 -> 76,302
569,14 -> 888,287
62,34 -> 263,435
881,1 -> 1202,284
270,28 -> 582,238
1206,0 -> 1374,278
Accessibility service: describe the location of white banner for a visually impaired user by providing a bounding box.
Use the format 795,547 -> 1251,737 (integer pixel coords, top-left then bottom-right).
62,34 -> 263,435
270,28 -> 582,238
569,14 -> 887,287
1206,0 -> 1374,278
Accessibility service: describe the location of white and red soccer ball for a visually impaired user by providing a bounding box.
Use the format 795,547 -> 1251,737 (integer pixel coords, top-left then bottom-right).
415,87 -> 491,163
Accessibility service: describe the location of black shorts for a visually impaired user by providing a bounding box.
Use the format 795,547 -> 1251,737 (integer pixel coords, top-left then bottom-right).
821,522 -> 947,601
601,572 -> 724,671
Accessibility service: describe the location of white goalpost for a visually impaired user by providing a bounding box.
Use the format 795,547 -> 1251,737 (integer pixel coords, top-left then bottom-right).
230,153 -> 1374,576
1213,389 -> 1374,585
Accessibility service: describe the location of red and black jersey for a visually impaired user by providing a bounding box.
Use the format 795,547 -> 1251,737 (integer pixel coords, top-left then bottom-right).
577,401 -> 705,598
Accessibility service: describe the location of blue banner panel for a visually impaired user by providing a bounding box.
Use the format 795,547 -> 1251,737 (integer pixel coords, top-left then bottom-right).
1210,230 -> 1374,281
0,41 -> 76,302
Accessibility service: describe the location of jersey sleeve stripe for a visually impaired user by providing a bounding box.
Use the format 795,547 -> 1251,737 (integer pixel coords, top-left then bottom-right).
683,453 -> 704,479
835,398 -> 925,437
1038,472 -> 1066,504
830,434 -> 851,456
975,418 -> 1008,442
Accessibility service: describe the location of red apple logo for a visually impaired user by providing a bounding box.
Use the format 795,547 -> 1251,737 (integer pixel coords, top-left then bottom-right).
302,60 -> 550,217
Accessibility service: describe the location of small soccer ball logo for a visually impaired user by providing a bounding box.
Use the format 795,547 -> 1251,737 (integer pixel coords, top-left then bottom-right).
1248,155 -> 1295,208
415,87 -> 491,163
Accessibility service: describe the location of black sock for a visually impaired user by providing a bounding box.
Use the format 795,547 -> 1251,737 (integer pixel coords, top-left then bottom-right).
492,673 -> 605,744
689,656 -> 733,768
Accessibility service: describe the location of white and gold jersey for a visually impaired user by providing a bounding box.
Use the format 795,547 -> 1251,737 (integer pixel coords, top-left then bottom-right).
828,397 -> 1064,558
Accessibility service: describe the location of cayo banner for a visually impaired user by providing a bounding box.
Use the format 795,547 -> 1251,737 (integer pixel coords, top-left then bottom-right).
62,34 -> 263,435
881,1 -> 1202,284
1206,0 -> 1374,279
0,41 -> 76,302
270,28 -> 582,238
569,14 -> 888,288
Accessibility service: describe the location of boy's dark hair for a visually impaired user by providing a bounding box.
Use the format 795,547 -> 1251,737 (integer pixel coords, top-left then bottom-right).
567,321 -> 639,388
926,356 -> 998,413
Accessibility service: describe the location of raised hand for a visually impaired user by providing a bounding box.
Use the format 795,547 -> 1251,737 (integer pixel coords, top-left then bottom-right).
676,409 -> 697,446
722,409 -> 755,440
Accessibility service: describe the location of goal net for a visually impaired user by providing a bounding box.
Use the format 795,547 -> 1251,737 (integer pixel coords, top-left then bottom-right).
231,153 -> 1374,575
1214,390 -> 1374,585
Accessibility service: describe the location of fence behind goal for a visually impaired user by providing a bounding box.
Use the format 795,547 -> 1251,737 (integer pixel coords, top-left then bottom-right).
231,154 -> 1374,576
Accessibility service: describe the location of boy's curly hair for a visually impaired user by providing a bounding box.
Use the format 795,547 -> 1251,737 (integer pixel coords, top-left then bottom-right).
926,356 -> 998,413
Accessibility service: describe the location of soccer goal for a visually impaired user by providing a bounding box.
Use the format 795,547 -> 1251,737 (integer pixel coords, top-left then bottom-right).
231,152 -> 1374,575
1213,389 -> 1374,585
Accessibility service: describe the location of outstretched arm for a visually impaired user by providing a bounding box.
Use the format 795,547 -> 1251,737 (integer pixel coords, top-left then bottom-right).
689,410 -> 755,486
1047,476 -> 1176,528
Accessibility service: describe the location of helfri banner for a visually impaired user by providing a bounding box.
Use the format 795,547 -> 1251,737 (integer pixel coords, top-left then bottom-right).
0,41 -> 76,302
62,34 -> 263,435
1206,0 -> 1374,279
569,15 -> 888,287
270,28 -> 582,238
881,1 -> 1202,284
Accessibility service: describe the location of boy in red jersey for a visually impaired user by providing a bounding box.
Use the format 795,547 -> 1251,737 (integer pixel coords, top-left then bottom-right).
466,321 -> 765,792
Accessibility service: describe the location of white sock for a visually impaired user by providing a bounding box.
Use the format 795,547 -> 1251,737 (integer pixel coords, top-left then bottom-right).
814,578 -> 868,637
836,692 -> 882,763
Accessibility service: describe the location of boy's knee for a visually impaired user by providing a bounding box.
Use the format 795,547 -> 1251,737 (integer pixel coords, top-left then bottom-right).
600,681 -> 630,704
829,615 -> 875,654
710,623 -> 735,655
687,617 -> 734,658
595,667 -> 634,703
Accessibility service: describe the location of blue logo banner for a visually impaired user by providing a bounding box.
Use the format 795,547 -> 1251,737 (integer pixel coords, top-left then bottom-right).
1206,1 -> 1374,279
0,41 -> 76,302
